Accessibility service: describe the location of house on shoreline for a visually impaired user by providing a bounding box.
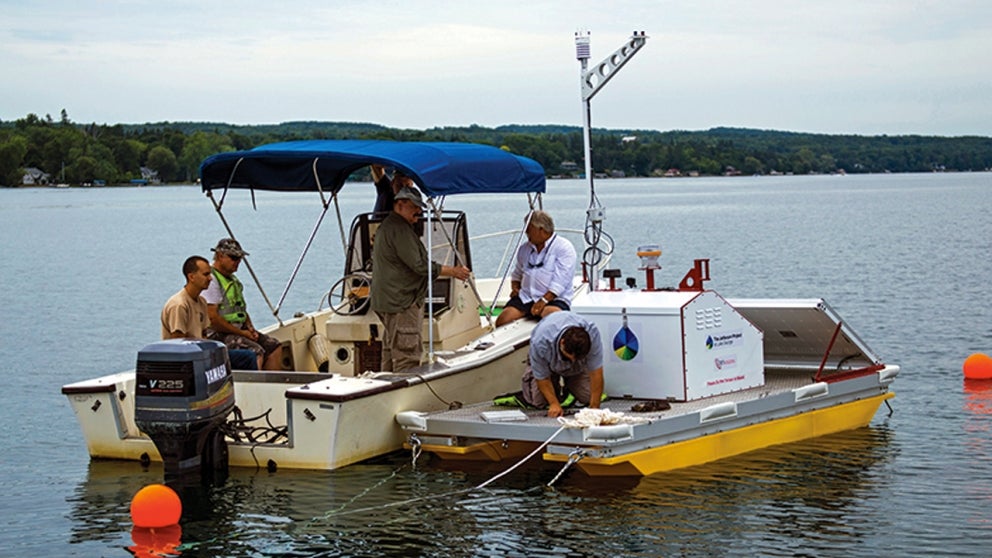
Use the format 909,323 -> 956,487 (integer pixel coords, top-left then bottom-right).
22,167 -> 51,186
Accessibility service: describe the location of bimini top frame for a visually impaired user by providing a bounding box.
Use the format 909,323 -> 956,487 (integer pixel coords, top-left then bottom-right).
197,140 -> 547,354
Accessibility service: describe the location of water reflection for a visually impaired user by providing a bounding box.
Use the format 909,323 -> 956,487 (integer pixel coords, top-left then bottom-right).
66,461 -> 152,548
66,428 -> 895,555
964,379 -> 992,416
961,379 -> 992,532
128,524 -> 182,557
526,427 -> 896,556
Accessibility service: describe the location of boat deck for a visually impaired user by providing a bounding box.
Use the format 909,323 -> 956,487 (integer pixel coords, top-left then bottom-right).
399,365 -> 897,476
404,369 -> 815,441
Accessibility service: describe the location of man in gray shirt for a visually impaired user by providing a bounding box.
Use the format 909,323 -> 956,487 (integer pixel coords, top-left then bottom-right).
521,311 -> 604,417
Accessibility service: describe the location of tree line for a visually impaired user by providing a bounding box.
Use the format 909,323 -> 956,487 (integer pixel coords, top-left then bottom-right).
2,110 -> 991,187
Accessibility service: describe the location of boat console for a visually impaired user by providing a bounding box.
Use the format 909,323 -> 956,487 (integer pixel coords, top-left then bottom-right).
317,209 -> 485,376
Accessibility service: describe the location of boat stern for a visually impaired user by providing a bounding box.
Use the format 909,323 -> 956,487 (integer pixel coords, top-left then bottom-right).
62,371 -> 158,461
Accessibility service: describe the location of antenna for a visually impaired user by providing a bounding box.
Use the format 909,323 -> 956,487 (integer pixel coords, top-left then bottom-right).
580,31 -> 648,103
577,31 -> 648,290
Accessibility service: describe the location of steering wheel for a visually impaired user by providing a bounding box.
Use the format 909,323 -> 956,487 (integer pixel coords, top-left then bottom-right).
327,273 -> 372,316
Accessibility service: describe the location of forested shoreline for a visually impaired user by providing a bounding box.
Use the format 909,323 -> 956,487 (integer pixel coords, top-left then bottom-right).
2,111 -> 990,186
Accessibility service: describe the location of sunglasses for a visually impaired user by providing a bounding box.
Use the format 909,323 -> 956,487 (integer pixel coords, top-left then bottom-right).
228,254 -> 242,261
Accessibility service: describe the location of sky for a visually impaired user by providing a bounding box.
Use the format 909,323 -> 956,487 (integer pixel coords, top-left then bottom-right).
2,0 -> 990,136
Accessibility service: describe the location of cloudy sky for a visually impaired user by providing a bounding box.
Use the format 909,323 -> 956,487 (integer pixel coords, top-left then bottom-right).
2,0 -> 989,136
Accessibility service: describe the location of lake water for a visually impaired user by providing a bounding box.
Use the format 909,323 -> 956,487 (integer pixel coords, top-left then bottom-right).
1,172 -> 991,556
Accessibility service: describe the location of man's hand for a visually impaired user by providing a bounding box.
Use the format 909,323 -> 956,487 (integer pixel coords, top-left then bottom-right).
530,299 -> 547,316
536,377 -> 563,418
441,265 -> 472,281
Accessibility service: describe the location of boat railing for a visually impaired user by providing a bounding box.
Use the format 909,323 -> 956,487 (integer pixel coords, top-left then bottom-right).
319,222 -> 605,320
465,227 -> 608,316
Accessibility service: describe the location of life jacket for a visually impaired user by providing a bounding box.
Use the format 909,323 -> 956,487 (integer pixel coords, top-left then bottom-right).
212,269 -> 247,325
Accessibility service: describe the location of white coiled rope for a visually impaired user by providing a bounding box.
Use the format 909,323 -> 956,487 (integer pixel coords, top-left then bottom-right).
557,407 -> 650,428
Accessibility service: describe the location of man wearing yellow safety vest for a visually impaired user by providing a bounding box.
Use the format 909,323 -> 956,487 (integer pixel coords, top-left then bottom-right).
203,238 -> 283,370
162,254 -> 258,370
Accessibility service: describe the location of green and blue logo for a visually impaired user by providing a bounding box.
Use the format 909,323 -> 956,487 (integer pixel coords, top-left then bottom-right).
612,309 -> 639,361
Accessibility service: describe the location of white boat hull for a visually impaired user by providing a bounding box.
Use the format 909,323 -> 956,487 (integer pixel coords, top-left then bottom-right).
63,318 -> 535,471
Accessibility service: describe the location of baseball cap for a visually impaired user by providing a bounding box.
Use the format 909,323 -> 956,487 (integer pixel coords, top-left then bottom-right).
394,186 -> 426,209
211,238 -> 249,257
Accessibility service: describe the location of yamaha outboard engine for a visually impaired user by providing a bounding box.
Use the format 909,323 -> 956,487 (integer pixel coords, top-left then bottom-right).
134,339 -> 235,481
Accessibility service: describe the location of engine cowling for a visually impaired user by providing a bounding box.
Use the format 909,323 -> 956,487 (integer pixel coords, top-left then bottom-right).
134,339 -> 235,479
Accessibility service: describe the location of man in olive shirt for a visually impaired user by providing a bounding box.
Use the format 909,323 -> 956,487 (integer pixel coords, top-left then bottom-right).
370,186 -> 471,372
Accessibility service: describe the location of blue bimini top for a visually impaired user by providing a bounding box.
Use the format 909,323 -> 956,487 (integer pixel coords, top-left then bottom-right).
199,139 -> 547,198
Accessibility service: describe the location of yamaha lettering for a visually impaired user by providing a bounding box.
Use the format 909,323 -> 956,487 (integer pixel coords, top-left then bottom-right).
204,364 -> 228,385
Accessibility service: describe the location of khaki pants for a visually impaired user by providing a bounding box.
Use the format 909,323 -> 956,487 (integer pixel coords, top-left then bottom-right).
376,303 -> 423,372
521,365 -> 591,407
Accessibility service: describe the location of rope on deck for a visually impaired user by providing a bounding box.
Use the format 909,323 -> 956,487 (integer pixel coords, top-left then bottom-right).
557,407 -> 650,428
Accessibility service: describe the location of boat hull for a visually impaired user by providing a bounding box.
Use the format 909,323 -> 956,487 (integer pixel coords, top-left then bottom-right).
62,324 -> 533,471
549,392 -> 893,476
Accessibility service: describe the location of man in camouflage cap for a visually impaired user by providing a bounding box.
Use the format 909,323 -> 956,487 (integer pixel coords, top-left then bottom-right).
202,238 -> 283,370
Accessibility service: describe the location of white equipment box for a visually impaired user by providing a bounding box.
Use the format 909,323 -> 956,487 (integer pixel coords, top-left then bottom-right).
572,289 -> 764,401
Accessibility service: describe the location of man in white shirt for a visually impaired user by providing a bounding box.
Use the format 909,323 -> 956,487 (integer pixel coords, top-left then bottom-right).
202,238 -> 283,370
496,210 -> 577,326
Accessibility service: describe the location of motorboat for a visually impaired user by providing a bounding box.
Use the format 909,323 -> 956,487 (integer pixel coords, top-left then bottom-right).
62,140 -> 579,473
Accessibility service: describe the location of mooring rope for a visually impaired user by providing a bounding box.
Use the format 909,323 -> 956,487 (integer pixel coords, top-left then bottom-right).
547,448 -> 586,487
300,408 -> 653,524
307,424 -> 570,522
474,425 -> 567,489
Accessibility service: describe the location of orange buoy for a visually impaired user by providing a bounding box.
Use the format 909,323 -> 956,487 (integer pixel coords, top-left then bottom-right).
963,353 -> 992,380
130,484 -> 182,528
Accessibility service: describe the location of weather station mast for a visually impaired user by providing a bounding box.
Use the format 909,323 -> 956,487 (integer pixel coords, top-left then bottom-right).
575,30 -> 648,289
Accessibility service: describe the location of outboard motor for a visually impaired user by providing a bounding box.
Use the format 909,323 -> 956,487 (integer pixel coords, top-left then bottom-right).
134,339 -> 235,480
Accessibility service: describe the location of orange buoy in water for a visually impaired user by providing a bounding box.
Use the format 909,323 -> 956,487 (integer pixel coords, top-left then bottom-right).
130,484 -> 182,528
963,353 -> 992,380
